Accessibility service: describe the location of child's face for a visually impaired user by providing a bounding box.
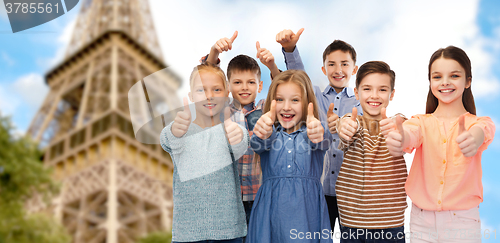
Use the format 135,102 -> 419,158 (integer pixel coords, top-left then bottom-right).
229,70 -> 263,106
189,72 -> 228,118
430,57 -> 471,106
322,50 -> 358,91
275,82 -> 303,134
354,73 -> 394,120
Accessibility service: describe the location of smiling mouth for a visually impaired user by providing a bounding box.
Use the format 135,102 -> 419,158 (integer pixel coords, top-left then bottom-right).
333,76 -> 345,81
439,89 -> 455,93
281,114 -> 295,121
367,102 -> 381,107
204,103 -> 216,109
239,93 -> 251,98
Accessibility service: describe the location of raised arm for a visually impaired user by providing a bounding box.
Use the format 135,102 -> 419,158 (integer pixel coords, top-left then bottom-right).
276,28 -> 305,71
206,31 -> 238,64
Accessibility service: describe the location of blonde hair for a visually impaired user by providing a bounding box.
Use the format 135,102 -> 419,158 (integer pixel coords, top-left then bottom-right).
264,69 -> 320,125
189,63 -> 228,92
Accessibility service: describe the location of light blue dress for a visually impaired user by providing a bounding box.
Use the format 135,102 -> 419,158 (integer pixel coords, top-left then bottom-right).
246,124 -> 332,243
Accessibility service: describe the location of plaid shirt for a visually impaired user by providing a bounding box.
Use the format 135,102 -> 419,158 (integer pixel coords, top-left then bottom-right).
230,99 -> 265,201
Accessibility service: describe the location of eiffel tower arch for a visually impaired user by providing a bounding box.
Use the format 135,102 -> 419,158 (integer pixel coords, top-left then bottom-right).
26,0 -> 180,242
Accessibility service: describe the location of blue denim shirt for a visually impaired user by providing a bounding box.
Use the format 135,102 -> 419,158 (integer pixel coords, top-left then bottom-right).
283,47 -> 363,196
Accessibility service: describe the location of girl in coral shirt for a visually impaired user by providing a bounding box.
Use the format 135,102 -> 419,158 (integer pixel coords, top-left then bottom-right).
386,46 -> 495,243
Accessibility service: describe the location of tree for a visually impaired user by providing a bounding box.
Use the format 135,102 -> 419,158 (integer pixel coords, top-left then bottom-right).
0,115 -> 71,243
137,231 -> 172,243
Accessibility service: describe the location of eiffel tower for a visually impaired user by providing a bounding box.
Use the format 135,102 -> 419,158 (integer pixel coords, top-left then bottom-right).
26,0 -> 180,242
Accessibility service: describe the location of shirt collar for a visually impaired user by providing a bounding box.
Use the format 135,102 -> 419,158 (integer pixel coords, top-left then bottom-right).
323,85 -> 356,98
275,123 -> 306,135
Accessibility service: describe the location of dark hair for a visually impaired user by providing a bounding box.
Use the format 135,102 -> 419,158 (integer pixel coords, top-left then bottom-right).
355,61 -> 395,91
426,46 -> 475,115
227,55 -> 261,81
322,40 -> 357,64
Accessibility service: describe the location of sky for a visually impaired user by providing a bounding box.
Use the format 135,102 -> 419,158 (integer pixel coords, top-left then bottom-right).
0,0 -> 499,242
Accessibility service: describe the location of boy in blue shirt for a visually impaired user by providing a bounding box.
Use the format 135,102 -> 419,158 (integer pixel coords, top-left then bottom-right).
276,28 -> 362,231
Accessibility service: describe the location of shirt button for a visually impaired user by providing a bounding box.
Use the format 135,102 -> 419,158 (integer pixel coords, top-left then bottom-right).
334,108 -> 338,111
333,139 -> 336,142
443,139 -> 447,143
288,150 -> 291,153
331,171 -> 335,174
438,200 -> 441,204
289,138 -> 292,140
440,181 -> 443,185
333,154 -> 336,158
287,165 -> 291,168
442,159 -> 446,164
336,97 -> 340,99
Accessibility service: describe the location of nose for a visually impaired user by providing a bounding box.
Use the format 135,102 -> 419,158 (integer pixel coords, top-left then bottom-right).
283,100 -> 292,110
242,82 -> 248,90
442,76 -> 451,86
205,90 -> 214,99
334,64 -> 343,75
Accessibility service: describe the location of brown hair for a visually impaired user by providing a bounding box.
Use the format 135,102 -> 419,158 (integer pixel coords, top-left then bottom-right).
355,61 -> 396,91
322,40 -> 357,64
264,70 -> 319,125
227,54 -> 261,81
426,46 -> 476,115
189,63 -> 227,91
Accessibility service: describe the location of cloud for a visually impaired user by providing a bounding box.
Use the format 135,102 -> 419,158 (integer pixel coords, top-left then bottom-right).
1,51 -> 14,66
36,17 -> 76,69
11,73 -> 48,108
0,85 -> 20,116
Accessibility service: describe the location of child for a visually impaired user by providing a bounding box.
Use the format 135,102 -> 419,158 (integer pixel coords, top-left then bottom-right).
336,61 -> 407,242
246,70 -> 332,243
204,32 -> 280,227
160,63 -> 249,243
276,28 -> 362,231
386,46 -> 495,242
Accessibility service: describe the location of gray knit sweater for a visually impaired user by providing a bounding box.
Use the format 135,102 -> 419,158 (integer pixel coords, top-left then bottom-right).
160,122 -> 248,242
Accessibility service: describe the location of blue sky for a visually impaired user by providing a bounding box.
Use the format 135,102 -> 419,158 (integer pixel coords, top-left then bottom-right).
0,0 -> 499,241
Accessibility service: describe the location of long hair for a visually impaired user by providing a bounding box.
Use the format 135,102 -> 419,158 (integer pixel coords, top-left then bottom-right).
263,69 -> 320,126
426,46 -> 476,115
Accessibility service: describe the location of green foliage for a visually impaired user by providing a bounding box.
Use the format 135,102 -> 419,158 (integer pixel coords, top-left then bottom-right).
0,115 -> 71,243
137,231 -> 172,243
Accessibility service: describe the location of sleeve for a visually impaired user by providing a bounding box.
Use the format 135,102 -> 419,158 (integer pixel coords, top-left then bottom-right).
470,116 -> 496,152
337,114 -> 362,151
230,124 -> 250,160
402,115 -> 423,153
282,47 -> 305,71
160,121 -> 185,155
250,127 -> 276,154
304,121 -> 332,151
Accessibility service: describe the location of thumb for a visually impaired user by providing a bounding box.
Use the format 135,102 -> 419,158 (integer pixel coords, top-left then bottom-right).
183,97 -> 190,113
396,115 -> 404,136
269,100 -> 276,122
224,106 -> 232,124
381,107 -> 387,119
230,31 -> 238,42
256,41 -> 261,51
327,103 -> 334,117
351,107 -> 358,121
308,102 -> 314,120
295,28 -> 304,39
458,114 -> 466,135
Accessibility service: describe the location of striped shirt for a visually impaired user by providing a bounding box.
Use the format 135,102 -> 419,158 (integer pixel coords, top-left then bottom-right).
336,116 -> 407,229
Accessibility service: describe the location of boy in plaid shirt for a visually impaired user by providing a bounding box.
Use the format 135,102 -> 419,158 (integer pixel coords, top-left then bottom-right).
204,31 -> 280,226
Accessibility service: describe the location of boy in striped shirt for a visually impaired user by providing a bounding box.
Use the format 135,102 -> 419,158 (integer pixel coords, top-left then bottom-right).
335,61 -> 407,242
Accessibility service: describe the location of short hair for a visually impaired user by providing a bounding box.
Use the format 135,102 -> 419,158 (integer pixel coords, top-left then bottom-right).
426,46 -> 475,115
264,70 -> 319,124
355,61 -> 395,91
322,40 -> 357,63
227,55 -> 261,80
189,63 -> 227,91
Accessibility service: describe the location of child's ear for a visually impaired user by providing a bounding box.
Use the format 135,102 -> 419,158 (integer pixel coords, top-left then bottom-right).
188,92 -> 193,102
258,80 -> 263,93
390,89 -> 395,101
466,77 -> 472,89
352,65 -> 359,75
354,87 -> 359,100
321,66 -> 327,75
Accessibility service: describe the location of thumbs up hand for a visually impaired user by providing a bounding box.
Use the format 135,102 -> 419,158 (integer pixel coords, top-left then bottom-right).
456,114 -> 478,157
338,107 -> 359,141
307,103 -> 324,143
212,31 -> 238,54
380,108 -> 396,137
386,115 -> 405,157
327,103 -> 339,134
172,97 -> 192,138
224,107 -> 243,145
254,100 -> 276,140
276,28 -> 304,52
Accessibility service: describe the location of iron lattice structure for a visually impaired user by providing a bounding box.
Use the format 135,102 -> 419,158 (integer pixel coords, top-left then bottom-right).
27,0 -> 181,242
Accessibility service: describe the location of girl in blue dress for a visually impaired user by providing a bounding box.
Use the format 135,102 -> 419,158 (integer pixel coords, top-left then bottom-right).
247,70 -> 332,242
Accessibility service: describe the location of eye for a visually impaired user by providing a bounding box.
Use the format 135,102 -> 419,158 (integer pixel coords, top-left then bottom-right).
329,63 -> 334,66
196,89 -> 203,92
292,98 -> 300,102
276,98 -> 283,102
233,81 -> 241,84
249,81 -> 256,84
342,63 -> 348,66
215,88 -> 222,92
363,88 -> 370,91
432,75 -> 441,79
380,89 -> 387,92
452,74 -> 460,78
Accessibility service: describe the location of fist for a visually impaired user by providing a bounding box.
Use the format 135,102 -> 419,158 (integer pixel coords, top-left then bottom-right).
307,103 -> 324,143
327,103 -> 339,134
223,107 -> 243,145
385,115 -> 405,157
379,108 -> 396,137
338,107 -> 358,141
276,28 -> 304,52
212,31 -> 238,54
172,97 -> 191,138
253,100 -> 276,140
256,41 -> 275,69
456,114 -> 478,157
